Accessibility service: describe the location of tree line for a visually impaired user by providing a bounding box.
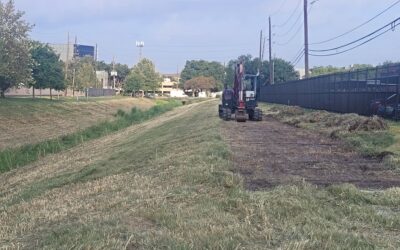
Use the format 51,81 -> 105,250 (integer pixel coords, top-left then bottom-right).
4,0 -> 393,99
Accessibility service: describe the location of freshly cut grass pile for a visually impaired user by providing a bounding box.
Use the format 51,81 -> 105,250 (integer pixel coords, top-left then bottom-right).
267,104 -> 388,133
262,103 -> 395,159
0,99 -> 182,173
1,101 -> 400,249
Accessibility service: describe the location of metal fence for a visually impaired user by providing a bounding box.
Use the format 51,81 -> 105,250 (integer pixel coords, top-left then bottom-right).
87,88 -> 115,97
260,63 -> 400,115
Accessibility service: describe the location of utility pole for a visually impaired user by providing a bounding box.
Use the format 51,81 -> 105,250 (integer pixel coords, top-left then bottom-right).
112,56 -> 116,89
304,0 -> 310,78
95,44 -> 98,62
65,32 -> 70,80
72,68 -> 76,97
259,30 -> 263,74
269,16 -> 274,85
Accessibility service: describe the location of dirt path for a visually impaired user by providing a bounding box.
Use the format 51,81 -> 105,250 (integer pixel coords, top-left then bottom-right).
222,116 -> 400,190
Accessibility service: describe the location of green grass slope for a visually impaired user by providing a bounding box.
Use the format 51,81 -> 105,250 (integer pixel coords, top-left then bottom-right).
1,101 -> 399,249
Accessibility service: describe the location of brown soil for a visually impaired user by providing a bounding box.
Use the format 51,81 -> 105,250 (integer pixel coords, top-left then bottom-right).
222,116 -> 400,190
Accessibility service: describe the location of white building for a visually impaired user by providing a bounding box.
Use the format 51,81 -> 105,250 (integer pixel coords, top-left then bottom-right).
96,71 -> 110,89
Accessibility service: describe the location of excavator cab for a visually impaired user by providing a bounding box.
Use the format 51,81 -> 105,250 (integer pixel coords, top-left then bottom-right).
218,63 -> 263,122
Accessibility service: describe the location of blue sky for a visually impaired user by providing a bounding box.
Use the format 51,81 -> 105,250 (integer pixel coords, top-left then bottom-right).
14,0 -> 400,73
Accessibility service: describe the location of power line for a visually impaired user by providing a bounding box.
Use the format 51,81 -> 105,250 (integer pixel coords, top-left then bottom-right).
309,20 -> 399,56
275,11 -> 303,38
310,0 -> 400,45
290,46 -> 305,63
274,0 -> 302,28
292,50 -> 305,66
310,17 -> 400,52
270,0 -> 290,16
276,5 -> 315,46
276,21 -> 303,46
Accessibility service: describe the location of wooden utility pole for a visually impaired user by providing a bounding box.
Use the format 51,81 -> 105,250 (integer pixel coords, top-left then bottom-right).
65,32 -> 70,80
304,0 -> 310,78
112,56 -> 116,89
64,32 -> 70,96
269,16 -> 274,85
259,30 -> 263,73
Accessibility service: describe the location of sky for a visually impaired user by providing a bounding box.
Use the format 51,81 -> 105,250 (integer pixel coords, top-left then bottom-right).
13,0 -> 400,73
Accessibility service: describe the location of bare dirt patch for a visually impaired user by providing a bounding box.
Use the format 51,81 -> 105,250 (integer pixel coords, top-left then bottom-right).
222,116 -> 400,190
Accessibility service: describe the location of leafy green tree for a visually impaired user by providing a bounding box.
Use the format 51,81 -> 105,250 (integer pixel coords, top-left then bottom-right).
0,0 -> 33,98
180,60 -> 225,91
95,60 -> 112,72
30,41 -> 65,99
114,63 -> 130,83
184,76 -> 217,96
224,55 -> 298,87
66,56 -> 97,93
124,58 -> 161,95
310,65 -> 346,77
273,58 -> 299,83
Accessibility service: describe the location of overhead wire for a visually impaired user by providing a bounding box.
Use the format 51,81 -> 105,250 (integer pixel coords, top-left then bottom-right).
275,11 -> 303,38
270,0 -> 290,17
309,20 -> 400,56
310,17 -> 400,52
290,46 -> 305,63
274,0 -> 302,28
291,48 -> 305,66
292,52 -> 304,67
310,0 -> 400,45
275,4 -> 315,46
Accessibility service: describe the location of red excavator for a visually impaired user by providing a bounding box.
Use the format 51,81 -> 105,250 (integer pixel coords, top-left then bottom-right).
218,62 -> 263,122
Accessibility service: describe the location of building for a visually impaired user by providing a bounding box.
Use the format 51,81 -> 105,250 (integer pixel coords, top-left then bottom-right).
96,71 -> 110,89
296,68 -> 306,79
159,74 -> 179,95
50,43 -> 96,63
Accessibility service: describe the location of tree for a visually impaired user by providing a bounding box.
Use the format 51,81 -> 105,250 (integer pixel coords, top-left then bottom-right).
184,76 -> 217,96
114,63 -> 130,83
66,56 -> 97,93
180,60 -> 225,91
0,0 -> 33,98
310,64 -> 373,77
273,58 -> 300,83
124,58 -> 161,95
224,55 -> 298,87
30,41 -> 65,99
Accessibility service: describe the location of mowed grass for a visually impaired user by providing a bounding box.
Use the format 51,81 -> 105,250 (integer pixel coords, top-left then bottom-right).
0,99 -> 182,173
1,101 -> 400,249
0,97 -> 156,150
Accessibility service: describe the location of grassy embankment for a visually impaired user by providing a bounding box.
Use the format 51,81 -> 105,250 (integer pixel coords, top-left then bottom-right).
0,97 -> 156,150
1,100 -> 399,249
0,98 -> 182,173
259,103 -> 400,170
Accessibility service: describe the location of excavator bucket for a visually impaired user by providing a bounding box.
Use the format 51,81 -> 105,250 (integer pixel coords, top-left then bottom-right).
235,109 -> 247,122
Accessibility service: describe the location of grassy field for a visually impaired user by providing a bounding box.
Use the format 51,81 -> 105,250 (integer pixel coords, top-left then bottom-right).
1,100 -> 400,249
0,99 -> 182,173
0,97 -> 156,150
